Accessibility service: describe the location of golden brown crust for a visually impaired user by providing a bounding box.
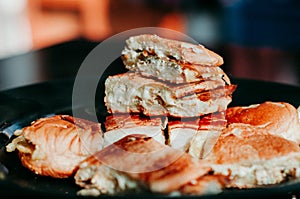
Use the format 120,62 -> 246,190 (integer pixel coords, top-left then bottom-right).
226,101 -> 300,144
103,114 -> 167,147
80,134 -> 211,194
168,112 -> 226,131
7,115 -> 103,178
104,73 -> 235,117
206,123 -> 300,164
123,34 -> 224,66
104,114 -> 164,131
226,101 -> 290,125
179,174 -> 229,195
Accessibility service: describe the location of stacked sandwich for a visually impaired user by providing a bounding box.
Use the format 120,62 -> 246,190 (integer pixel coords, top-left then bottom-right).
104,34 -> 235,118
102,35 -> 300,193
104,34 -> 235,147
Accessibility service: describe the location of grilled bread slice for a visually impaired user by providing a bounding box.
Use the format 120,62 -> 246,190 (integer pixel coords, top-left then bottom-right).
122,34 -> 228,84
74,134 -> 212,196
104,73 -> 235,117
205,123 -> 300,188
103,114 -> 167,147
6,115 -> 103,178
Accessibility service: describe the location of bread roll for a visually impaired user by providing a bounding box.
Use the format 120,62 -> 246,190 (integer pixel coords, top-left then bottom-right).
226,101 -> 300,144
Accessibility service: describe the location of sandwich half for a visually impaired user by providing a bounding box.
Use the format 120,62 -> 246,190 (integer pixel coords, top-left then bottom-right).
6,115 -> 103,178
104,73 -> 236,117
74,134 -> 215,196
204,123 -> 300,188
121,34 -> 229,84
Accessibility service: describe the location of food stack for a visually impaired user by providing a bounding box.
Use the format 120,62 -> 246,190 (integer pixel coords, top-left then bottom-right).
6,34 -> 300,197
104,34 -> 236,148
105,34 -> 236,117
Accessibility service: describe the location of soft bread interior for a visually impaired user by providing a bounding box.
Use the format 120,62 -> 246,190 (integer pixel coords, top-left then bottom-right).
104,73 -> 235,117
122,34 -> 224,66
204,123 -> 300,188
121,34 -> 227,84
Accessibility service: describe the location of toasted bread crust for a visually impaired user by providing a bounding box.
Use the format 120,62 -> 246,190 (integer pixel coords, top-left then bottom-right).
6,115 -> 103,178
104,73 -> 235,117
104,114 -> 165,131
226,101 -> 300,144
122,34 -> 226,84
206,123 -> 300,164
76,134 -> 211,194
202,123 -> 300,188
123,34 -> 223,66
179,175 -> 229,195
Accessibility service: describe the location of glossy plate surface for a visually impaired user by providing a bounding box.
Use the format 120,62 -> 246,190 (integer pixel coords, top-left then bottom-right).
1,76 -> 300,199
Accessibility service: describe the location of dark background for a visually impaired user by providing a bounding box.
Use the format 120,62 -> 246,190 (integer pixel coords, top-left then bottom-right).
0,0 -> 300,91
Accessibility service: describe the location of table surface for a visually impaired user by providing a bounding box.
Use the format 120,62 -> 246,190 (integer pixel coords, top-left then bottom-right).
0,39 -> 99,92
1,38 -> 299,92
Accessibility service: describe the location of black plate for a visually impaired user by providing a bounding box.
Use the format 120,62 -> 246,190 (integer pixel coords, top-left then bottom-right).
1,76 -> 300,199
